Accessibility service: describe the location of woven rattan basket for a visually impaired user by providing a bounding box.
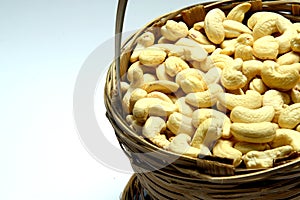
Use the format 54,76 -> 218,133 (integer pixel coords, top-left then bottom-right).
105,0 -> 300,199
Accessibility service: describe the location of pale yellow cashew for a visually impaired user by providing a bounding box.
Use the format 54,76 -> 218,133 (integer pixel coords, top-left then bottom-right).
188,28 -> 213,45
175,38 -> 208,62
166,112 -> 195,137
139,47 -> 167,67
142,116 -> 170,149
143,73 -> 156,83
271,129 -> 300,152
220,38 -> 237,56
127,61 -> 155,83
164,56 -> 190,77
291,82 -> 300,103
190,56 -> 215,72
217,90 -> 262,110
210,54 -> 235,70
203,67 -> 222,85
167,134 -> 211,158
243,145 -> 293,169
175,97 -> 195,117
192,109 -> 231,139
147,91 -> 173,104
132,97 -> 178,123
223,19 -> 252,38
129,88 -> 148,113
130,32 -> 155,63
161,20 -> 189,41
277,51 -> 300,65
249,78 -> 268,94
226,2 -> 252,22
213,139 -> 243,167
204,8 -> 226,44
156,64 -> 173,81
191,118 -> 223,150
221,58 -> 247,90
185,83 -> 224,108
230,122 -> 278,143
230,106 -> 275,123
234,142 -> 270,154
291,34 -> 300,53
242,60 -> 263,82
253,35 -> 279,60
234,44 -> 254,61
120,81 -> 130,95
261,60 -> 300,91
141,80 -> 179,94
193,21 -> 204,31
278,103 -> 300,129
126,115 -> 143,134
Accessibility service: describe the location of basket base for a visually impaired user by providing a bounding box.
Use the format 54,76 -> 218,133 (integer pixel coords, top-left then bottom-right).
121,174 -> 152,200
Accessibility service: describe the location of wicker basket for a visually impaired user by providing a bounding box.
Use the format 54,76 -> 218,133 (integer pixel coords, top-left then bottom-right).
105,0 -> 300,199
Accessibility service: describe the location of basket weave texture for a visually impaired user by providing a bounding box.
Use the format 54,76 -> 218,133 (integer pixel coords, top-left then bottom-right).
105,0 -> 300,199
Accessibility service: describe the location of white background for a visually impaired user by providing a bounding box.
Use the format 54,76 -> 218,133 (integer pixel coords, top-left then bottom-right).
0,0 -> 208,199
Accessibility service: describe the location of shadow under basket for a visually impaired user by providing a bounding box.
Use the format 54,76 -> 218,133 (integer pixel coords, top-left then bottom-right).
105,0 -> 300,199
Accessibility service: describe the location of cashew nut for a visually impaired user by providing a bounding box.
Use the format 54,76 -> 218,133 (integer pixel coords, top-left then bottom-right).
167,134 -> 211,158
188,28 -> 212,45
230,106 -> 275,123
271,129 -> 300,152
249,78 -> 268,94
291,82 -> 300,103
164,56 -> 190,77
139,47 -> 167,67
278,103 -> 300,129
130,32 -> 155,63
217,90 -> 262,110
142,116 -> 170,149
129,88 -> 147,113
204,8 -> 226,44
291,34 -> 300,52
175,97 -> 195,117
243,145 -> 293,169
261,60 -> 300,91
213,139 -> 243,167
210,54 -> 235,70
166,112 -> 195,137
175,38 -> 208,62
141,80 -> 179,93
161,20 -> 189,41
156,64 -> 173,81
185,83 -> 224,108
234,142 -> 270,154
147,91 -> 173,104
226,2 -> 252,22
277,51 -> 300,65
230,122 -> 278,143
203,67 -> 222,85
242,60 -> 263,82
253,36 -> 279,60
223,19 -> 252,38
191,118 -> 223,150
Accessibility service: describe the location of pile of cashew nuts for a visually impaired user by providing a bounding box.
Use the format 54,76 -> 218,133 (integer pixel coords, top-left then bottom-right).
120,2 -> 300,169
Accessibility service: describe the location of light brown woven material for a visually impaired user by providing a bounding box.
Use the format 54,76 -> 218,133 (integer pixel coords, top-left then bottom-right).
105,0 -> 300,199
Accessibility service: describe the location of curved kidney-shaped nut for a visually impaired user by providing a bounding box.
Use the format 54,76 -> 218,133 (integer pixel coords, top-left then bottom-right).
141,80 -> 179,93
210,54 -> 235,70
143,73 -> 156,83
253,36 -> 279,60
234,142 -> 270,154
188,28 -> 212,45
204,8 -> 226,44
120,81 -> 130,95
167,134 -> 211,158
175,97 -> 194,117
277,51 -> 300,65
166,112 -> 195,137
249,78 -> 268,94
129,88 -> 148,113
203,67 -> 222,85
291,34 -> 300,53
234,44 -> 254,61
278,103 -> 300,129
230,106 -> 275,123
223,19 -> 252,38
213,139 -> 243,167
130,32 -> 155,62
243,145 -> 293,169
164,56 -> 190,77
185,83 -> 224,108
230,122 -> 278,143
175,69 -> 207,94
191,118 -> 223,150
192,109 -> 231,139
242,60 -> 263,81
221,59 -> 247,90
175,38 -> 208,62
147,91 -> 173,104
226,2 -> 251,22
156,64 -> 173,81
291,82 -> 300,103
190,56 -> 215,72
133,98 -> 178,123
217,90 -> 262,110
139,47 -> 167,67
261,60 -> 300,91
271,129 -> 300,152
236,33 -> 254,46
161,20 -> 189,41
142,116 -> 170,149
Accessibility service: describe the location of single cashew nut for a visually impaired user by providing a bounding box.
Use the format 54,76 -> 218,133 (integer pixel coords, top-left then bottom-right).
253,36 -> 279,60
130,32 -> 155,62
147,91 -> 173,104
142,116 -> 170,149
242,60 -> 263,82
278,103 -> 300,129
175,97 -> 195,117
161,20 -> 189,41
175,38 -> 208,62
291,82 -> 300,103
156,64 -> 173,81
129,88 -> 148,113
185,83 -> 224,108
249,78 -> 268,94
203,67 -> 222,85
277,51 -> 300,65
139,47 -> 167,67
166,112 -> 195,137
223,19 -> 252,38
204,8 -> 226,44
217,90 -> 262,110
234,142 -> 270,154
213,139 -> 243,167
164,56 -> 190,77
261,60 -> 300,91
243,145 -> 293,169
188,28 -> 212,45
167,134 -> 211,158
141,80 -> 179,93
210,54 -> 235,70
234,44 -> 254,61
175,68 -> 207,93
226,2 -> 252,22
231,122 -> 278,143
291,34 -> 300,53
191,118 -> 223,150
271,129 -> 300,152
230,106 -> 275,123
221,59 -> 247,90
192,109 -> 231,139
